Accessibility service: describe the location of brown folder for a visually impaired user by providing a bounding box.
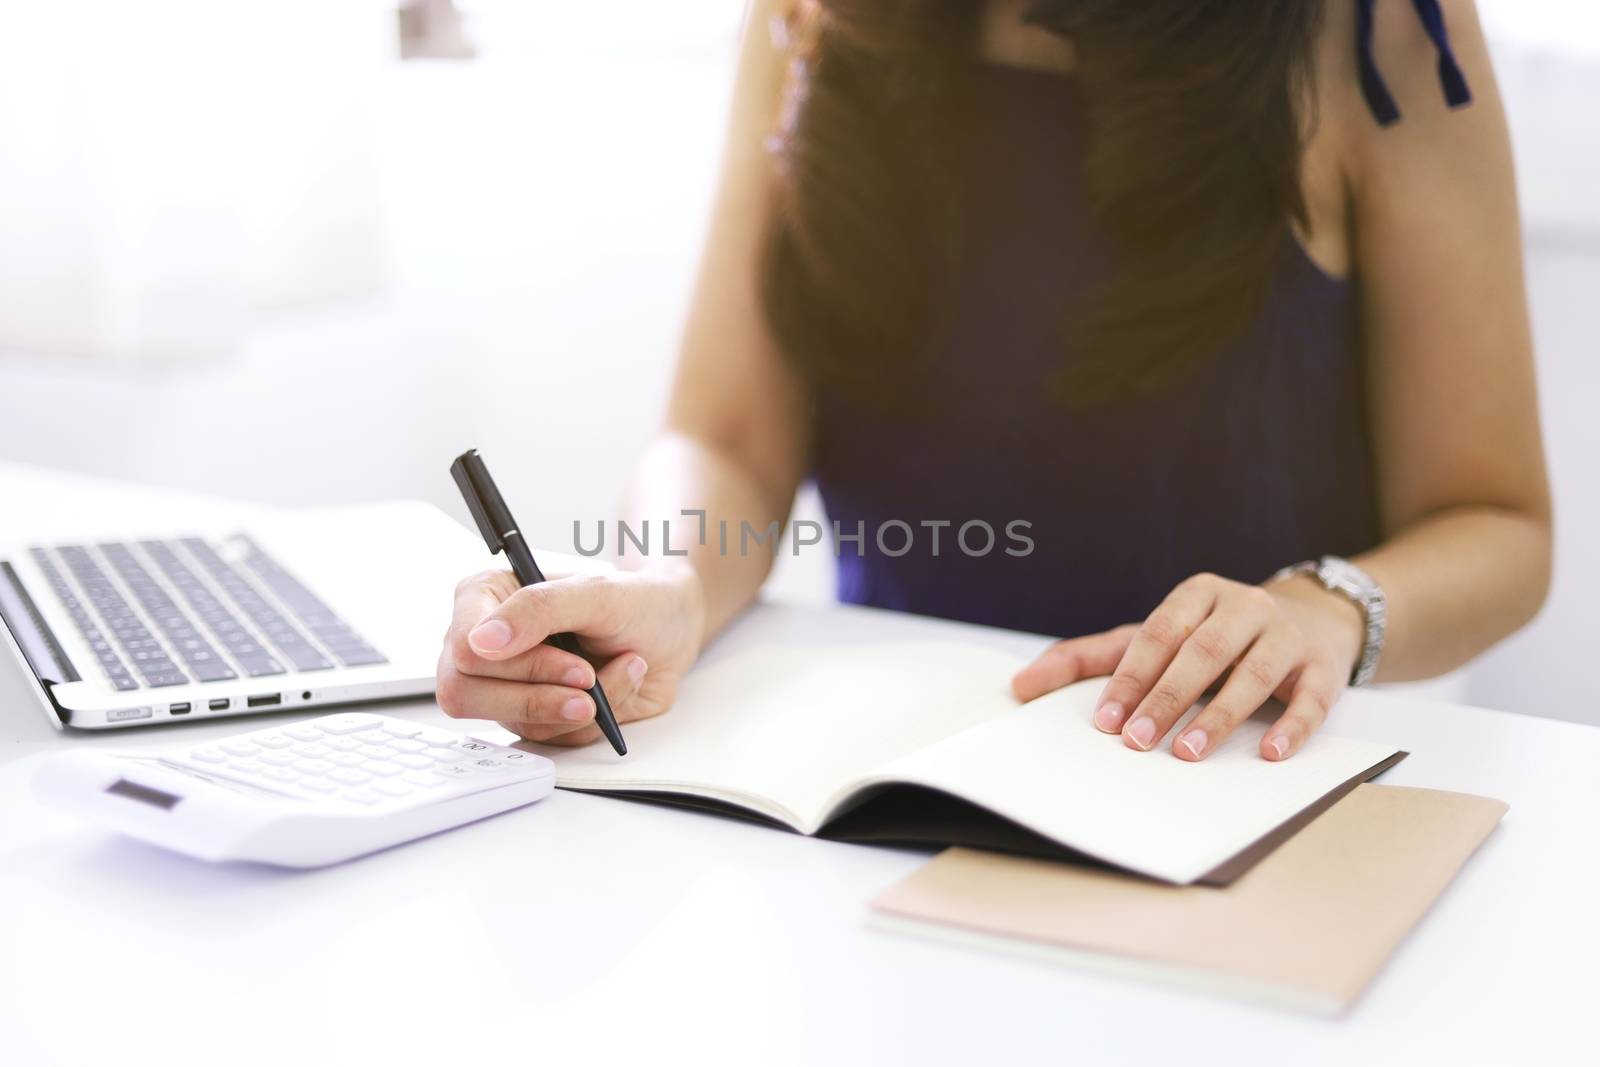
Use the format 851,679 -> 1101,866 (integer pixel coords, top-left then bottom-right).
868,784 -> 1507,1014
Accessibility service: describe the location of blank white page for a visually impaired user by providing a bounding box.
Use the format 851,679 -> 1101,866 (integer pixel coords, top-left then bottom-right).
534,642 -> 1027,831
853,681 -> 1400,884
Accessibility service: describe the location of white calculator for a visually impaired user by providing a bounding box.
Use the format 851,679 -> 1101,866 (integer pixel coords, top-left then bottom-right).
33,712 -> 556,867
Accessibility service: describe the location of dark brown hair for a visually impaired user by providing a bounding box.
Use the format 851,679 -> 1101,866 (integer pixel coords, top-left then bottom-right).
761,0 -> 1328,407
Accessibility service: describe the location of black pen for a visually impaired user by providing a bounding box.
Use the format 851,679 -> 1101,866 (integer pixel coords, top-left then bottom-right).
450,448 -> 627,755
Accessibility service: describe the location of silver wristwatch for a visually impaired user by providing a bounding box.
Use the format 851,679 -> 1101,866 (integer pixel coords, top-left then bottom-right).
1272,556 -> 1387,687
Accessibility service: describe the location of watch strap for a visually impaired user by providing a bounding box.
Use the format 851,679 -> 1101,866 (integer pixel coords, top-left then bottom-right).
1270,557 -> 1386,687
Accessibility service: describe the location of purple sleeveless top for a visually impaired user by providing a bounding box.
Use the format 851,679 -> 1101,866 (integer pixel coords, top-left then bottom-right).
810,64 -> 1381,638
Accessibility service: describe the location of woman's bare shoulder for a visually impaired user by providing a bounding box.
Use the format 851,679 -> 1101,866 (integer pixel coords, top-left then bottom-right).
1314,0 -> 1501,172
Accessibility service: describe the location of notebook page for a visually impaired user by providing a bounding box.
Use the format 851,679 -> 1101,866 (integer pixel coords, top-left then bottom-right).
528,641 -> 1028,831
847,680 -> 1401,884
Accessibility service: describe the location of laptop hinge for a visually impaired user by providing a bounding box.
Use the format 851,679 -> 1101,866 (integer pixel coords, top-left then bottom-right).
0,560 -> 80,687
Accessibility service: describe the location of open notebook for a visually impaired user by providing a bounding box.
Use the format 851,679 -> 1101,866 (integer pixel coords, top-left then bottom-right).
520,642 -> 1404,885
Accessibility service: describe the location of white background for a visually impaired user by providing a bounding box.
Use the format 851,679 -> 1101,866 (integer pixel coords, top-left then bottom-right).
0,0 -> 1594,721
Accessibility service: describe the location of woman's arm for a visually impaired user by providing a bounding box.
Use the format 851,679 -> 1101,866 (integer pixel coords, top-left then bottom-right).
623,0 -> 809,643
437,3 -> 807,743
1015,0 -> 1551,759
1334,0 -> 1551,680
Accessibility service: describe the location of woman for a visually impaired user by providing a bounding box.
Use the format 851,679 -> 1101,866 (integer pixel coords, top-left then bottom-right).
437,0 -> 1550,762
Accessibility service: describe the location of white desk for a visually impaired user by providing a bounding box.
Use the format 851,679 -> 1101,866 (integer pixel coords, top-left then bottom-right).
1,461 -> 1596,1067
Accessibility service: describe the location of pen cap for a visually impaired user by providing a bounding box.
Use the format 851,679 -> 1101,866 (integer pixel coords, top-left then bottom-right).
450,449 -> 519,554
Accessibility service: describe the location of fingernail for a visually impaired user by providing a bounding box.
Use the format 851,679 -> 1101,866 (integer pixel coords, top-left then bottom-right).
627,657 -> 648,685
1125,716 -> 1156,751
468,619 -> 512,653
1094,701 -> 1126,732
1177,728 -> 1208,759
1267,734 -> 1290,760
561,667 -> 592,688
560,696 -> 592,722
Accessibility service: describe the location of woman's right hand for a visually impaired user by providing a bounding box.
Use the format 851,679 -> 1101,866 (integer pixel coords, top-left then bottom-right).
437,565 -> 705,746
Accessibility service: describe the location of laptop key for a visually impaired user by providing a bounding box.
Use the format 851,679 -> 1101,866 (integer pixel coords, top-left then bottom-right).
190,662 -> 239,683
236,656 -> 287,678
277,645 -> 334,672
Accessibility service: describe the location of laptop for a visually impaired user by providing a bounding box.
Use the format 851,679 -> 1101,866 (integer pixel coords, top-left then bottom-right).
0,500 -> 484,730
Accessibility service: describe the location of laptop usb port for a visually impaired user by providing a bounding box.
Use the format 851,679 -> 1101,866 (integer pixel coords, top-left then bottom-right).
168,702 -> 191,715
208,698 -> 230,711
246,694 -> 282,708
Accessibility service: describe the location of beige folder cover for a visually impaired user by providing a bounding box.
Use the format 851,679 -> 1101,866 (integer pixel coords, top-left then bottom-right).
869,784 -> 1507,1014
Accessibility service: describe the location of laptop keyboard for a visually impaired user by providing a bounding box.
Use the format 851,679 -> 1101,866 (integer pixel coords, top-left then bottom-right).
28,538 -> 387,692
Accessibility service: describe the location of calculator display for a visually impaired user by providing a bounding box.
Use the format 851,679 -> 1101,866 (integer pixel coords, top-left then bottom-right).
106,778 -> 182,810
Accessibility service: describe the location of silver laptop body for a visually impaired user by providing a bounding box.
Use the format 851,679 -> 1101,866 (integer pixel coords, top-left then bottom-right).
0,500 -> 477,730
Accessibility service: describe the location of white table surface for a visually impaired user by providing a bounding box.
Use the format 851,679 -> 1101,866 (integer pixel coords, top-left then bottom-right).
0,461 -> 1596,1067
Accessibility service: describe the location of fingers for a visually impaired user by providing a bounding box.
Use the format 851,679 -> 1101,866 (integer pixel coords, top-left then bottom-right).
451,569 -> 520,634
1094,575 -> 1223,737
1171,630 -> 1298,761
464,575 -> 624,660
1011,625 -> 1137,702
446,571 -> 601,685
1262,661 -> 1341,761
449,637 -> 596,688
1120,599 -> 1274,750
497,652 -> 654,746
437,657 -> 598,727
1082,573 -> 1347,761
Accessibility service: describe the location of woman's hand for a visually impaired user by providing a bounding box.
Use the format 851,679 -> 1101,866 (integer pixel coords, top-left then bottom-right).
437,565 -> 705,746
1011,572 -> 1364,761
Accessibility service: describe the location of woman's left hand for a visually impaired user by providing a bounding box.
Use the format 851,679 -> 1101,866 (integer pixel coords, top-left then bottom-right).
1011,572 -> 1365,761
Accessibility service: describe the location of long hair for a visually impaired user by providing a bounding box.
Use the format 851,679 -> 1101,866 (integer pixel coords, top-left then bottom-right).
760,0 -> 1328,407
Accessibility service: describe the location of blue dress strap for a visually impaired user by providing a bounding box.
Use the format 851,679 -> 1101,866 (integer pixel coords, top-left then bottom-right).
1356,0 -> 1474,127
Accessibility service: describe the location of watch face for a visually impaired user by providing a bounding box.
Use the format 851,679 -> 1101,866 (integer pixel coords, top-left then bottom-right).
1321,557 -> 1375,598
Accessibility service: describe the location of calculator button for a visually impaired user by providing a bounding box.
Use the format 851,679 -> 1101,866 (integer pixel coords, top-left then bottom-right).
221,741 -> 261,756
466,758 -> 509,773
263,767 -> 299,783
341,788 -> 381,805
254,733 -> 295,750
387,739 -> 427,753
501,751 -> 531,761
352,729 -> 391,745
373,779 -> 414,797
293,758 -> 335,775
403,771 -> 447,788
393,754 -> 434,770
434,764 -> 476,779
292,742 -> 332,758
285,725 -> 324,741
259,751 -> 299,767
317,714 -> 379,735
456,740 -> 493,753
327,752 -> 366,767
418,730 -> 460,747
190,748 -> 227,764
359,745 -> 398,760
380,722 -> 423,738
329,768 -> 371,785
427,748 -> 468,763
323,736 -> 363,752
364,761 -> 404,777
298,777 -> 338,794
228,759 -> 267,775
